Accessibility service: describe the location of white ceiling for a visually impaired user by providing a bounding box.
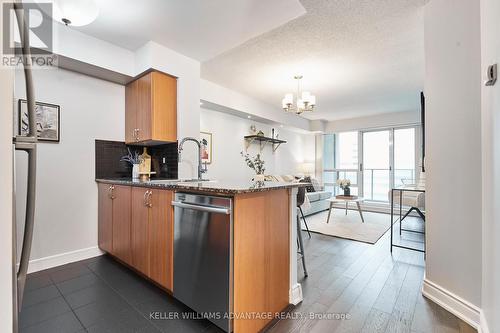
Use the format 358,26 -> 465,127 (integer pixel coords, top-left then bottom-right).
68,0 -> 306,62
201,0 -> 427,121
54,0 -> 426,122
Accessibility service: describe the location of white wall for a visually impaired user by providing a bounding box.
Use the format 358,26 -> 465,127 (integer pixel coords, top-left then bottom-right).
318,110 -> 420,133
423,0 -> 482,316
201,79 -> 310,131
136,41 -> 201,179
51,30 -> 202,179
0,20 -> 14,332
480,0 -> 500,331
200,107 -> 316,180
14,67 -> 124,266
53,24 -> 136,76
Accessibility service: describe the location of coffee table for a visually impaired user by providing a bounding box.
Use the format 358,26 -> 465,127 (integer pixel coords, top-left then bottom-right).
326,196 -> 365,223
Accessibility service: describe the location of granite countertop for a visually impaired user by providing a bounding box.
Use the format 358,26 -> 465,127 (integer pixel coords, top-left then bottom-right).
95,178 -> 307,194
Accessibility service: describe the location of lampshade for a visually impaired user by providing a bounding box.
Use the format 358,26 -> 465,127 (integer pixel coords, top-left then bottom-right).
309,95 -> 316,106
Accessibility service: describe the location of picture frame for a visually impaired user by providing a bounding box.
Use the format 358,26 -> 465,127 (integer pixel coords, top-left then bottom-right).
200,131 -> 212,164
18,99 -> 60,142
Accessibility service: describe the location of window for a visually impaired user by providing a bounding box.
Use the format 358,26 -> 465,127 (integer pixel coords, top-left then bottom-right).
394,128 -> 416,187
323,126 -> 419,203
323,131 -> 360,196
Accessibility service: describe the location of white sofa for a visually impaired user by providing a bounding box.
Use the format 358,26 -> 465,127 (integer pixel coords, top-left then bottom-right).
266,175 -> 332,216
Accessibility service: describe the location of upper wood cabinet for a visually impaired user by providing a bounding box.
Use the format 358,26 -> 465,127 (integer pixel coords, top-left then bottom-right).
125,70 -> 177,144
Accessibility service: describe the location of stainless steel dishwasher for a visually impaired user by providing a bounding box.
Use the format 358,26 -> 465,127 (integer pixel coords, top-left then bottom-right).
172,193 -> 233,332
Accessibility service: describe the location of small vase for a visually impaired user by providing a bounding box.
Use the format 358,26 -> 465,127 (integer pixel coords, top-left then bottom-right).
254,174 -> 265,182
343,187 -> 350,196
132,164 -> 139,179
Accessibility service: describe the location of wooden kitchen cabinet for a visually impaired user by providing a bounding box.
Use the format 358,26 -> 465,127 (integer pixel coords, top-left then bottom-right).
97,184 -> 132,265
125,70 -> 177,144
111,185 -> 132,265
148,189 -> 173,290
130,187 -> 174,291
97,183 -> 113,253
98,183 -> 173,291
131,187 -> 150,276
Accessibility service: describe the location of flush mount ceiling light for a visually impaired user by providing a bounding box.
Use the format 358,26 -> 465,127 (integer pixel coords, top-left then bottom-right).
282,75 -> 316,115
51,0 -> 99,26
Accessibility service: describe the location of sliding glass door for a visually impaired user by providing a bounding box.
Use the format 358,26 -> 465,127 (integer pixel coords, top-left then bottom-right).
394,128 -> 416,187
362,130 -> 391,202
323,126 -> 419,203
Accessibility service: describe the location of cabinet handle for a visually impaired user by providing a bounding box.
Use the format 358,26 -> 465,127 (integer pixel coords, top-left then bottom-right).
146,190 -> 153,208
134,128 -> 140,142
143,190 -> 149,206
108,185 -> 116,200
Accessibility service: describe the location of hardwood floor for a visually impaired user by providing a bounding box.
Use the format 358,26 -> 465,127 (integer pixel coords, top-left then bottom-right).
269,214 -> 476,333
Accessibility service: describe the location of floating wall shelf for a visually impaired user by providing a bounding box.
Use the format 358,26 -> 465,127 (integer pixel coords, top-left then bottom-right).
244,135 -> 287,153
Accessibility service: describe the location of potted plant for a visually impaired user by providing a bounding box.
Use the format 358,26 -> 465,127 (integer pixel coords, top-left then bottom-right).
336,178 -> 351,196
241,152 -> 266,182
120,148 -> 143,179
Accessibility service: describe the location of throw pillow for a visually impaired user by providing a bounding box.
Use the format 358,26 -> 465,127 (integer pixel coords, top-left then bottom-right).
300,176 -> 316,192
310,178 -> 323,192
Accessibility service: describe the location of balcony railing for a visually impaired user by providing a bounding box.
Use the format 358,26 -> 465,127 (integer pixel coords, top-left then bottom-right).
323,168 -> 415,201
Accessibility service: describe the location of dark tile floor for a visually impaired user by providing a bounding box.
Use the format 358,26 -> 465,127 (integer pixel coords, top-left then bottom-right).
19,213 -> 476,333
19,255 -> 224,333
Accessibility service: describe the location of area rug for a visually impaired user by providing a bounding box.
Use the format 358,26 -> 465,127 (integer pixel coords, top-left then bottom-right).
301,209 -> 391,244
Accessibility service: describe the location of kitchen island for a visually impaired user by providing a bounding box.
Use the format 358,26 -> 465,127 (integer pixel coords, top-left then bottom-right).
96,178 -> 304,333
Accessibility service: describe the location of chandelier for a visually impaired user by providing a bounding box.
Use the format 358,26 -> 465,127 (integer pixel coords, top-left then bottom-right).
282,75 -> 316,114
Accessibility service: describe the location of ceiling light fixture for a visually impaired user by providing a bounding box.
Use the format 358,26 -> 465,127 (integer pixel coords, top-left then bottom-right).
282,75 -> 316,115
51,0 -> 99,26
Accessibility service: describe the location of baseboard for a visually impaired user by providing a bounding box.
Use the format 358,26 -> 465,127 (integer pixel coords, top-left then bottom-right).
480,311 -> 490,333
289,283 -> 303,305
27,246 -> 104,273
422,278 -> 480,330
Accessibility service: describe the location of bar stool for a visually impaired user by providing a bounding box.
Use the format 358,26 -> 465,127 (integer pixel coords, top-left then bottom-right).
297,186 -> 311,238
297,208 -> 308,277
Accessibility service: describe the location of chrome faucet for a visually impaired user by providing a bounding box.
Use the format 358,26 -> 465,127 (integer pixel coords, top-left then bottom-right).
178,137 -> 208,180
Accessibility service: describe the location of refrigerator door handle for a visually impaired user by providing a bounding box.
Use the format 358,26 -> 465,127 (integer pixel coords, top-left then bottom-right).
13,0 -> 37,313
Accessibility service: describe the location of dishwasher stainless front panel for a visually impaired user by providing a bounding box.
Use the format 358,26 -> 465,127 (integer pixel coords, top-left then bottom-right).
172,193 -> 233,332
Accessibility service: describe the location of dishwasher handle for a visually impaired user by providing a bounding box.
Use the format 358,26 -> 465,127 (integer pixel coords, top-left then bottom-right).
172,201 -> 231,215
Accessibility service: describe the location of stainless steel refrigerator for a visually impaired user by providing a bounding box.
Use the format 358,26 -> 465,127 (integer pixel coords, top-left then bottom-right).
12,2 -> 37,332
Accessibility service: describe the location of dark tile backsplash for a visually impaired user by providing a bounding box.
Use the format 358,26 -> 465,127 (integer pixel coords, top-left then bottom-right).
95,140 -> 178,179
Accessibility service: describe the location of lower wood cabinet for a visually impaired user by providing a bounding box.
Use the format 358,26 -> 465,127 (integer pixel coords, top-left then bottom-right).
112,185 -> 132,265
97,184 -> 113,253
131,187 -> 150,275
98,183 -> 173,292
98,183 -> 132,265
148,189 -> 173,290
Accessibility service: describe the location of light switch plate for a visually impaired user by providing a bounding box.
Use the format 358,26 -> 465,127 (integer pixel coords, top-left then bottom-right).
485,64 -> 497,86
